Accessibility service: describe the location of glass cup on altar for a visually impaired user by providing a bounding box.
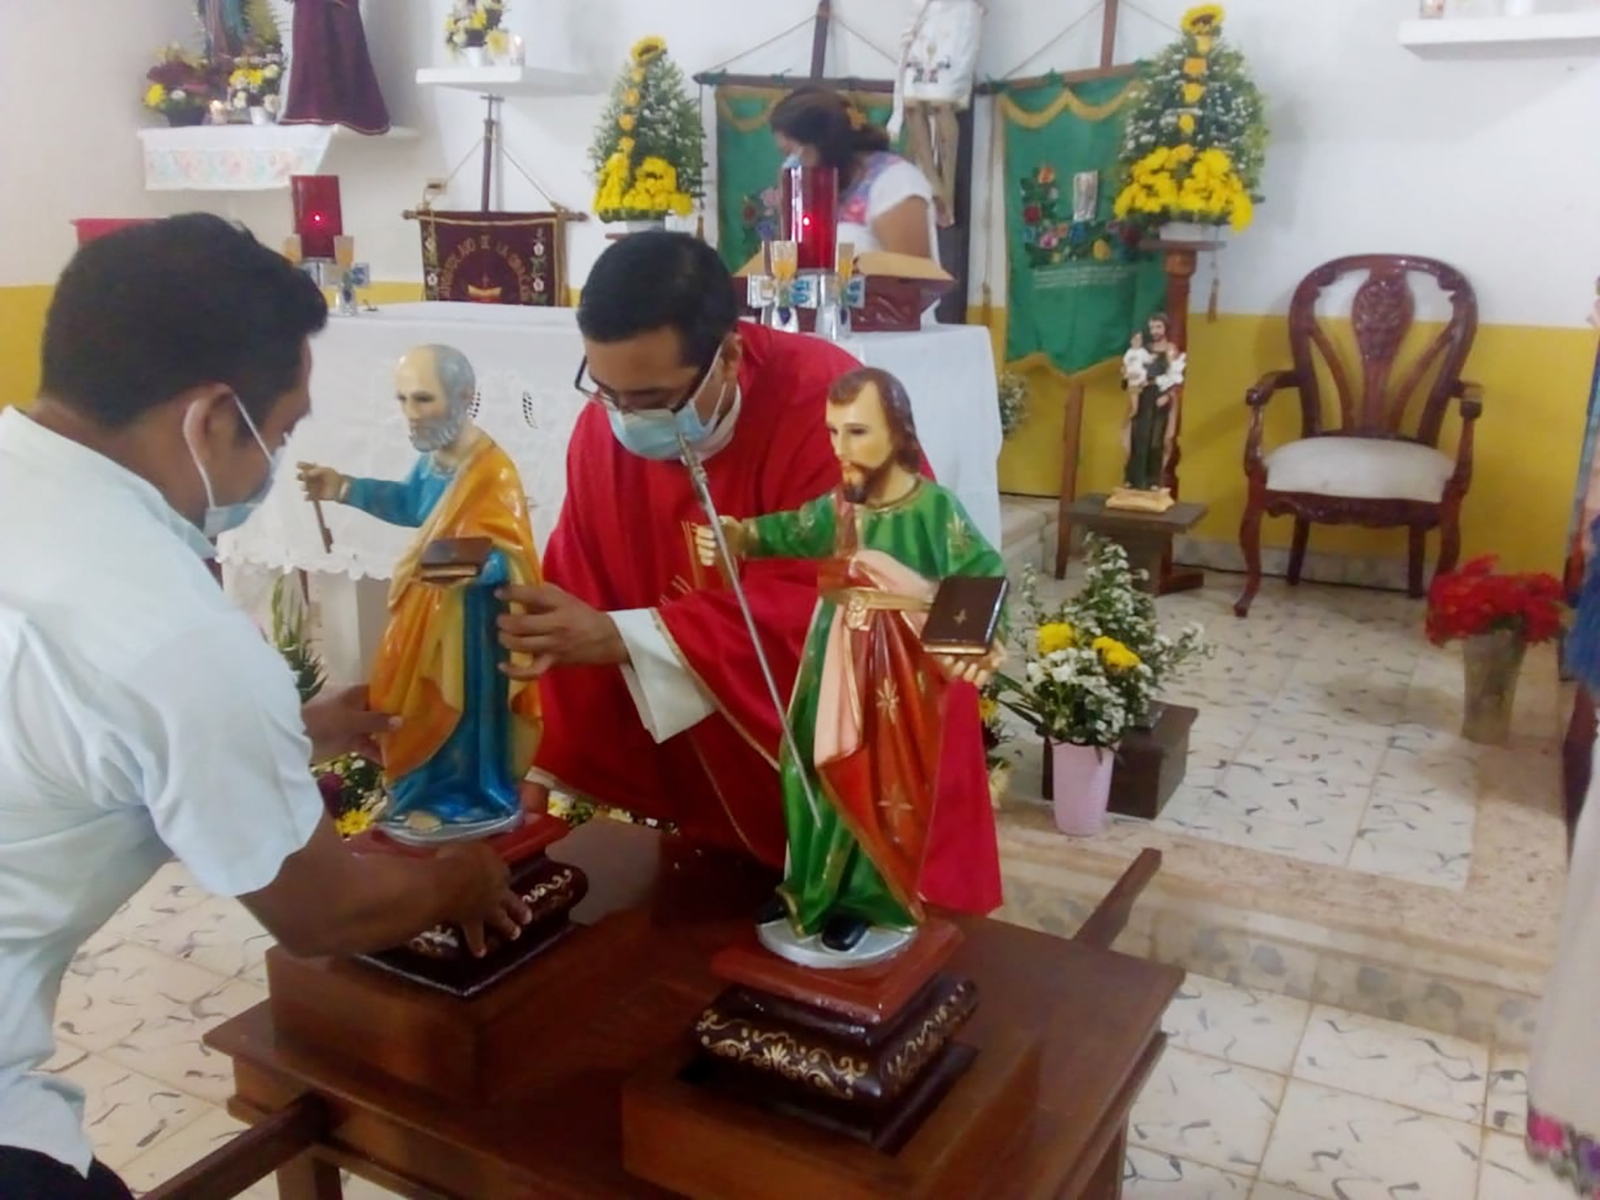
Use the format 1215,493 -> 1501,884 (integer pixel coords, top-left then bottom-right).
780,164 -> 838,272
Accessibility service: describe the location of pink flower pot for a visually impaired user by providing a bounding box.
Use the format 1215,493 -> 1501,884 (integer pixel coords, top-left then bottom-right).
1048,739 -> 1117,836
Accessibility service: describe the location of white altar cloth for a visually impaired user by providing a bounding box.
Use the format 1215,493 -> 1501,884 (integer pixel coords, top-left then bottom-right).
220,304 -> 1002,579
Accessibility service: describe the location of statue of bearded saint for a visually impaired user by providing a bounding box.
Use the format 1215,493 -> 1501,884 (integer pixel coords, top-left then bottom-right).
694,367 -> 1006,967
297,345 -> 543,845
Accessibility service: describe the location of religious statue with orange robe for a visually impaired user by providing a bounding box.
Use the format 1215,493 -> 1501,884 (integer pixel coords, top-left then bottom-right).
298,344 -> 541,845
696,367 -> 1006,965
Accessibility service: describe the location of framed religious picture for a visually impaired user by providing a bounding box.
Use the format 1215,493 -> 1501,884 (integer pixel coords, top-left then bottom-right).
411,210 -> 570,306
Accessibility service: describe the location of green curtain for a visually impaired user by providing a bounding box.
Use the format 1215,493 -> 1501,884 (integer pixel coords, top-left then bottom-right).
1002,74 -> 1168,376
712,85 -> 898,273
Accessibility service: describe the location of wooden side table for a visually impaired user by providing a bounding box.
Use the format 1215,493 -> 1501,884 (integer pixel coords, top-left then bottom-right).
193,822 -> 1180,1200
1060,494 -> 1209,594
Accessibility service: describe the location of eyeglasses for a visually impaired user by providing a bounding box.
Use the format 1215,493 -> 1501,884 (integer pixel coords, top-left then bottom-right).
573,355 -> 717,416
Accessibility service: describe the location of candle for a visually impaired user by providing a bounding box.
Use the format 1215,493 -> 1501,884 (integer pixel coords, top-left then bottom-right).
780,164 -> 839,272
290,175 -> 343,259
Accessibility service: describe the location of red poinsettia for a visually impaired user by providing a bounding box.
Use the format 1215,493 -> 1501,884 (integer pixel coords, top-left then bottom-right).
1425,555 -> 1564,646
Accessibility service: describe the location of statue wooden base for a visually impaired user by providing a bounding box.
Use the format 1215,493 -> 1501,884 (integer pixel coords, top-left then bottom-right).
1105,485 -> 1176,514
346,814 -> 586,999
623,919 -> 1041,1198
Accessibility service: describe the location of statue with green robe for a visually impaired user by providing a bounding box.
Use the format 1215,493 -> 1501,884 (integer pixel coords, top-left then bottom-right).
695,367 -> 1006,968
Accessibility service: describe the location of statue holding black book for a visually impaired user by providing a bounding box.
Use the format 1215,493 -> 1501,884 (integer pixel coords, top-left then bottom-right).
694,367 -> 1007,967
298,344 -> 543,845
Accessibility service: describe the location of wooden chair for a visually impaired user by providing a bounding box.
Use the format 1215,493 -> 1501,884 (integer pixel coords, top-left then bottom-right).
1234,255 -> 1482,618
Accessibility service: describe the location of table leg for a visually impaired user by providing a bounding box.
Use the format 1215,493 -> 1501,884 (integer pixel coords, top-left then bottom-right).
1080,1123 -> 1128,1199
1120,534 -> 1168,595
275,1153 -> 342,1200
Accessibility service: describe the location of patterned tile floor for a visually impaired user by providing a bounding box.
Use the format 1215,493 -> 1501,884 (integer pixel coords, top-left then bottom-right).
40,860 -> 1559,1199
1005,566 -> 1563,894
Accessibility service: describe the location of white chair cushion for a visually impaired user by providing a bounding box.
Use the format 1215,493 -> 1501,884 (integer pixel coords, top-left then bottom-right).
1264,437 -> 1454,504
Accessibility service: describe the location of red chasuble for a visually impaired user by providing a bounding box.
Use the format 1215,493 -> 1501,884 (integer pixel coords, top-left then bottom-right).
535,323 -> 860,867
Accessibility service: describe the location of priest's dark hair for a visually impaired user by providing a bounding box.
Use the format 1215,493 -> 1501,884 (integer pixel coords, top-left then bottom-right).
828,366 -> 923,472
577,231 -> 738,369
40,213 -> 328,432
770,87 -> 892,174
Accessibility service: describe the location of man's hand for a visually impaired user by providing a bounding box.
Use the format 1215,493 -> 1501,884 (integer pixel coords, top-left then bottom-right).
302,685 -> 398,765
496,583 -> 629,681
933,640 -> 1008,689
435,842 -> 533,958
297,462 -> 347,503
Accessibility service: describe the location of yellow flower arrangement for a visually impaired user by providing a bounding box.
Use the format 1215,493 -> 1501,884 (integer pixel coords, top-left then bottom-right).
144,83 -> 167,109
1092,636 -> 1142,673
631,35 -> 667,64
1113,3 -> 1266,234
590,36 -> 702,221
978,695 -> 1000,725
1037,622 -> 1076,655
334,807 -> 376,838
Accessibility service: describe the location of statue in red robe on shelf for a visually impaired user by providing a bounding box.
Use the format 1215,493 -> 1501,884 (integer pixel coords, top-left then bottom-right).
279,0 -> 391,135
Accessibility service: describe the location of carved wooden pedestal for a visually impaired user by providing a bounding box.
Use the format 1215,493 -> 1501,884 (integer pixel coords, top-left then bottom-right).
623,920 -> 1041,1199
1109,702 -> 1197,821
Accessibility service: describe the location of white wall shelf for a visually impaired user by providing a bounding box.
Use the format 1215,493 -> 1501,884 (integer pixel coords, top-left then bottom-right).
136,124 -> 418,192
415,65 -> 602,96
1400,12 -> 1600,56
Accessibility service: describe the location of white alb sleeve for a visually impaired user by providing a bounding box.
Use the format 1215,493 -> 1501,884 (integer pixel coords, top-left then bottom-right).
612,608 -> 715,743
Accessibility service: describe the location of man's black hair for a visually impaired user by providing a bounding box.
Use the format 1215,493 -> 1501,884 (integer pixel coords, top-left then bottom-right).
576,232 -> 738,368
40,213 -> 329,430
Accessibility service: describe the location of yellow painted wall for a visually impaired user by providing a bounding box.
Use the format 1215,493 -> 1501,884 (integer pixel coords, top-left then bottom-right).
987,308 -> 1594,575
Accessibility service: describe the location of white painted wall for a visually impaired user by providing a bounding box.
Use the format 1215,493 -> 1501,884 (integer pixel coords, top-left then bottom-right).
6,0 -> 1600,326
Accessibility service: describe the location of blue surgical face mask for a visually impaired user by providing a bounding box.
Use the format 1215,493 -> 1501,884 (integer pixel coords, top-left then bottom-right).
184,394 -> 282,541
782,152 -> 803,169
607,366 -> 735,462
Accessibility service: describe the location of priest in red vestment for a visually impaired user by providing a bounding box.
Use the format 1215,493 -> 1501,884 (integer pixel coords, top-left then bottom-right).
496,233 -> 859,869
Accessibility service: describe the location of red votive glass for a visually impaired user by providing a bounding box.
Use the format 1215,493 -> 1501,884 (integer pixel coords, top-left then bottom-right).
780,164 -> 838,271
290,175 -> 343,260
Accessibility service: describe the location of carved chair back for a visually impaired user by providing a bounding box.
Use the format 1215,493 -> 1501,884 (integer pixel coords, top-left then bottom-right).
1287,255 -> 1477,448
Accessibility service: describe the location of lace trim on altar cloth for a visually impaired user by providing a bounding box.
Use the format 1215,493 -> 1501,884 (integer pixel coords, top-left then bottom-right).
1528,1106 -> 1600,1197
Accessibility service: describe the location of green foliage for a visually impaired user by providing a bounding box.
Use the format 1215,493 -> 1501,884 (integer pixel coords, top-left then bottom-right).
270,575 -> 326,704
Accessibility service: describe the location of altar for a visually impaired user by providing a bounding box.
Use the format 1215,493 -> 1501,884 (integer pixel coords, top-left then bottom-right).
220,303 -> 1003,582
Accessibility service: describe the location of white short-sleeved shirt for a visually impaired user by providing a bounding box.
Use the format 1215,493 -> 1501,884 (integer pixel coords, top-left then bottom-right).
837,153 -> 942,269
0,406 -> 323,1176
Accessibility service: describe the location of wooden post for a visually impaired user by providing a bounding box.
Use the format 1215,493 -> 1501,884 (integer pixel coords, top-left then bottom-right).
1055,382 -> 1087,578
810,0 -> 833,79
1100,0 -> 1121,69
1156,242 -> 1206,595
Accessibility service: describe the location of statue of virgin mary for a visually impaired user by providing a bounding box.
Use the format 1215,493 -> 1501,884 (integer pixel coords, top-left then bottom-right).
198,0 -> 248,60
279,0 -> 392,135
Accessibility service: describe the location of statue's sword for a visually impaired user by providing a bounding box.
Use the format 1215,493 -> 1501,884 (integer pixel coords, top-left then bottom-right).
678,433 -> 822,826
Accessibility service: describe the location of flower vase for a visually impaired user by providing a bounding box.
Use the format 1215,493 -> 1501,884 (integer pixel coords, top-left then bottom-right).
1158,220 -> 1221,245
1461,629 -> 1525,745
1046,739 -> 1117,836
1503,0 -> 1535,14
165,108 -> 206,128
463,45 -> 487,67
624,218 -> 666,234
249,106 -> 272,126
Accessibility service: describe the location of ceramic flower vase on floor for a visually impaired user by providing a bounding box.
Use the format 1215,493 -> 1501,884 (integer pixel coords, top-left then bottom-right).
1460,628 -> 1525,745
1046,739 -> 1117,836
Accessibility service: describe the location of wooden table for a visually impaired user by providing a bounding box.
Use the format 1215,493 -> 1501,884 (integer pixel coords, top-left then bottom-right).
1060,494 -> 1209,595
204,822 -> 1181,1199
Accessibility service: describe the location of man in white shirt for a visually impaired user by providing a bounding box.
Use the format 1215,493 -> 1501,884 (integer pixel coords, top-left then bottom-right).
0,215 -> 530,1198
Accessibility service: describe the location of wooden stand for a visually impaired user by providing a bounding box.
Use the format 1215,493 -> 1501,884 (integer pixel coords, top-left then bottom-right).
1108,702 -> 1197,821
1151,240 -> 1213,594
1062,493 -> 1208,595
197,822 -> 1181,1200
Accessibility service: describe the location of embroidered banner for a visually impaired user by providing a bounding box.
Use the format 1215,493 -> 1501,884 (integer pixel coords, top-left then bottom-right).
1001,75 -> 1168,377
414,211 -> 567,306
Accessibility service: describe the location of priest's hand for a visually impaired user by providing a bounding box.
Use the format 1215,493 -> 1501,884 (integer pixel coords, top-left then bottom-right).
298,462 -> 348,503
302,684 -> 399,765
496,583 -> 629,680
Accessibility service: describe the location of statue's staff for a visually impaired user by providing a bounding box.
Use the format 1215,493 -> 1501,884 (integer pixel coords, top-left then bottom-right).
678,432 -> 822,826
